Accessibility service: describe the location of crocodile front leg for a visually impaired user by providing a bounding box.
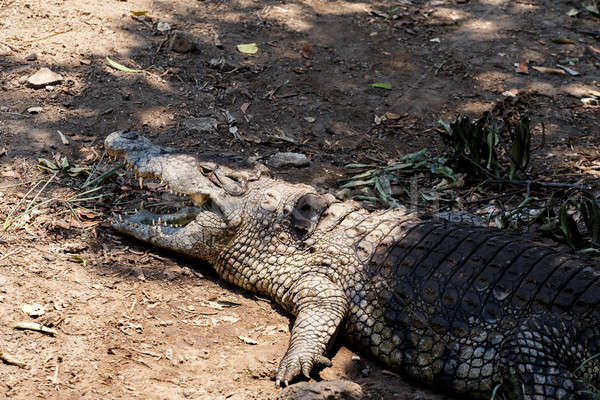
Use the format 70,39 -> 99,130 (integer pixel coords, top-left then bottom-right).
275,273 -> 349,386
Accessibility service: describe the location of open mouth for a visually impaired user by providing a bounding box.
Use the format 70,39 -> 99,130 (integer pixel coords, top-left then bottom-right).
104,130 -> 226,232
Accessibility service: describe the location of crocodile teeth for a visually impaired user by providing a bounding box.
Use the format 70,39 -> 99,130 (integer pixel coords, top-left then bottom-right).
139,201 -> 144,209
119,215 -> 123,222
158,217 -> 162,225
152,219 -> 156,226
138,176 -> 144,189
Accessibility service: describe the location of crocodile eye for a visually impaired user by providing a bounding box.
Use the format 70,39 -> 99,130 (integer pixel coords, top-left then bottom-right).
291,193 -> 330,238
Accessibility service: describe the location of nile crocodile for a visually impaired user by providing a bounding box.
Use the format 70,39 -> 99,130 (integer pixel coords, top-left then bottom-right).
105,130 -> 600,400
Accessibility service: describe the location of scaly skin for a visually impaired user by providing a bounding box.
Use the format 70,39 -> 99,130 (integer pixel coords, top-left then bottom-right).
105,130 -> 600,400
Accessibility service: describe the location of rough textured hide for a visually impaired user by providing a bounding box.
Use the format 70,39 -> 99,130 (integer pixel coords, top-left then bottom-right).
105,130 -> 600,400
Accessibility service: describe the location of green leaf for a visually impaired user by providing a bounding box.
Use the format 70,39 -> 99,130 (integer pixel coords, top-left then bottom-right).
130,10 -> 148,16
438,119 -> 452,136
421,191 -> 454,203
346,170 -> 377,181
567,8 -> 580,16
340,178 -> 376,189
106,56 -> 143,73
580,193 -> 600,244
236,43 -> 258,54
37,158 -> 58,172
583,1 -> 600,15
559,203 -> 582,248
399,149 -> 428,162
371,82 -> 392,90
67,167 -> 90,177
70,254 -> 88,267
60,156 -> 69,170
431,165 -> 455,180
551,38 -> 576,44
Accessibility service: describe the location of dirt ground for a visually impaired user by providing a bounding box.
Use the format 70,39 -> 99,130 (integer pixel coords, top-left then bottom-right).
0,0 -> 599,399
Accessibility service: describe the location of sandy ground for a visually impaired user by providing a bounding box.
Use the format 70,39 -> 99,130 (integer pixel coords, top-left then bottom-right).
1,0 -> 599,399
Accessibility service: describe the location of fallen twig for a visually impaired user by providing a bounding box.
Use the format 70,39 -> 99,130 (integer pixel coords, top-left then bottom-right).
0,248 -> 22,262
14,321 -> 57,336
25,28 -> 73,42
0,350 -> 27,369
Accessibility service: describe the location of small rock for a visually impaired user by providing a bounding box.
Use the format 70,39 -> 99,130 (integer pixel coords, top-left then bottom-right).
0,106 -> 8,112
276,380 -> 363,400
169,30 -> 197,53
27,67 -> 63,88
27,106 -> 43,114
157,21 -> 171,32
183,117 -> 218,134
45,85 -> 54,91
25,53 -> 37,61
268,152 -> 310,168
22,303 -> 45,317
208,58 -> 237,71
0,43 -> 11,56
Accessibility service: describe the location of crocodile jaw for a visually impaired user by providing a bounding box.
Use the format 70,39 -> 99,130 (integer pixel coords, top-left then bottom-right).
105,130 -> 243,257
110,206 -> 231,258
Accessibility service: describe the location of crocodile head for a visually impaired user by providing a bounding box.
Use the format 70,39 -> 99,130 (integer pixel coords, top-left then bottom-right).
104,130 -> 274,259
104,130 -> 334,262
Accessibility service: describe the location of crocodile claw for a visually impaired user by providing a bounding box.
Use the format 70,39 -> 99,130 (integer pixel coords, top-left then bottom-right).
275,352 -> 332,387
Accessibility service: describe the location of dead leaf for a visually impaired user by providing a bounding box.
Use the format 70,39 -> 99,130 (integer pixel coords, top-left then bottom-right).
77,209 -> 101,220
240,102 -> 250,113
53,219 -> 73,230
531,66 -> 566,75
515,60 -> 529,75
300,44 -> 311,59
384,112 -> 403,120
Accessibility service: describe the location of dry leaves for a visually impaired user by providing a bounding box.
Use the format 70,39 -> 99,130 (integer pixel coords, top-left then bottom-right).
515,60 -> 529,75
531,66 -> 566,75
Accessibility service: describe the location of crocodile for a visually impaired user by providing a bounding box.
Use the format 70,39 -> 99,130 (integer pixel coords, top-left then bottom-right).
104,130 -> 600,400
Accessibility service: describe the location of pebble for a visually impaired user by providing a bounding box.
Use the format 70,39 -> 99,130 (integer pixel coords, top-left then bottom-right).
276,380 -> 363,400
25,53 -> 37,61
169,30 -> 197,53
268,152 -> 310,168
183,117 -> 218,134
27,106 -> 43,114
157,21 -> 171,32
27,67 -> 63,88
